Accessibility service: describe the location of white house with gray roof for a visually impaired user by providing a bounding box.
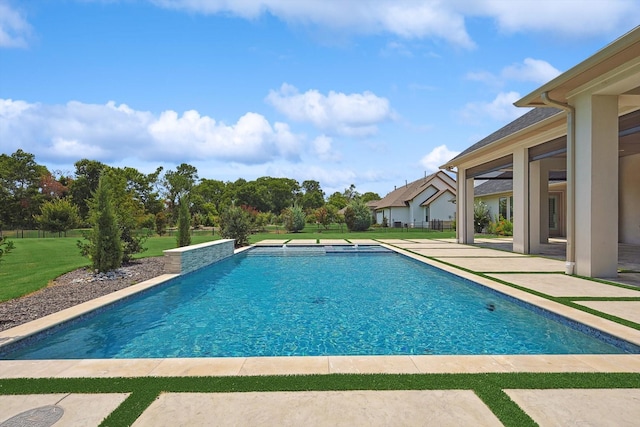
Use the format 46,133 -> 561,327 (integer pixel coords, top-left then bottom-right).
373,171 -> 456,228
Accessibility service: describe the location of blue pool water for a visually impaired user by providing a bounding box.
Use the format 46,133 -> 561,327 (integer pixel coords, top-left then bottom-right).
0,246 -> 634,359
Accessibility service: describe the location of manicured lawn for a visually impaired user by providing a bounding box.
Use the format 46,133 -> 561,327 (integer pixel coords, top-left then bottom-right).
0,234 -> 219,302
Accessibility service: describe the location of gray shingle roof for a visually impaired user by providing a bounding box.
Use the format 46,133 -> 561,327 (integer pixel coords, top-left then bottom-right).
375,171 -> 454,210
448,107 -> 563,163
474,180 -> 513,196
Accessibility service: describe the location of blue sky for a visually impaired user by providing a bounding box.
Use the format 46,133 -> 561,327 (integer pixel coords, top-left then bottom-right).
1,1 -> 639,197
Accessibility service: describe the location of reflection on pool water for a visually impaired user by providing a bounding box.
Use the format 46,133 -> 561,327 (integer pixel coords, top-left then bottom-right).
1,246 -> 636,359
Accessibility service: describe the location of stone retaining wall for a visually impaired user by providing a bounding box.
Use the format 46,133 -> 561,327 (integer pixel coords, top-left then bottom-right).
163,239 -> 235,275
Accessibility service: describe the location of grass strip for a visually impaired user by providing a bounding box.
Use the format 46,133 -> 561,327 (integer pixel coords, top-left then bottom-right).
100,388 -> 160,427
1,373 -> 639,426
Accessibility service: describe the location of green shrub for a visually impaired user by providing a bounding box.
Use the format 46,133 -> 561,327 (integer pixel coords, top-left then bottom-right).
0,235 -> 14,267
473,201 -> 491,233
495,217 -> 513,236
282,205 -> 305,232
80,175 -> 123,272
345,199 -> 371,232
35,198 -> 80,235
220,205 -> 252,248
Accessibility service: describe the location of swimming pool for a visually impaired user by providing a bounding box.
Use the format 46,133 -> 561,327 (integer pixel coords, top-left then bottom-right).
0,246 -> 635,359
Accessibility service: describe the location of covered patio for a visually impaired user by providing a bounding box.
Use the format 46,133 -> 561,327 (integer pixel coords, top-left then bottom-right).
442,26 -> 640,279
472,238 -> 640,287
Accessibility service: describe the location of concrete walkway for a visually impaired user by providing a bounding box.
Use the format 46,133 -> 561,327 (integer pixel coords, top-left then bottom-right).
1,238 -> 640,426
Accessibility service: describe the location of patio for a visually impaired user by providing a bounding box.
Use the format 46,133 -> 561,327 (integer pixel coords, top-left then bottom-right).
472,237 -> 640,288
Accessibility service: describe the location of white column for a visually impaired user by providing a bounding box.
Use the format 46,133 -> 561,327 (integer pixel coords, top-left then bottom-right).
457,168 -> 475,244
512,146 -> 529,253
529,159 -> 551,253
573,94 -> 619,277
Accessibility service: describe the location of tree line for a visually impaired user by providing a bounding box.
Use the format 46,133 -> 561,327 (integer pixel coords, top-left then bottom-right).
0,149 -> 381,237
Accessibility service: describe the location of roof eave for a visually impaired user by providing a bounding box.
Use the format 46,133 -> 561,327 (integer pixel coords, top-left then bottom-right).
439,111 -> 565,169
516,25 -> 640,107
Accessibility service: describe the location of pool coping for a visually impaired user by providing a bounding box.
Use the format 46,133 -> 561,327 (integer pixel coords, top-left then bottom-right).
1,242 -> 639,378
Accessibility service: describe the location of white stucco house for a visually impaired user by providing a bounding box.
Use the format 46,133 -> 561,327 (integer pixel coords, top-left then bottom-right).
373,171 -> 456,228
441,26 -> 640,278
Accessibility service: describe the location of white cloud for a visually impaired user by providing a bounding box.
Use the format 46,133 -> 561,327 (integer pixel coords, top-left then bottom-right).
462,58 -> 559,125
467,58 -> 561,88
312,135 -> 341,162
0,98 -> 302,165
150,0 -> 475,48
0,1 -> 32,48
475,0 -> 640,38
458,91 -> 526,124
266,83 -> 394,137
147,0 -> 640,47
420,145 -> 460,173
502,58 -> 561,84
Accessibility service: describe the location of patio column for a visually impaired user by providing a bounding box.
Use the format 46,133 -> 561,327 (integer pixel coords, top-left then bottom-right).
529,159 -> 549,253
457,168 -> 475,244
512,146 -> 530,253
573,94 -> 619,277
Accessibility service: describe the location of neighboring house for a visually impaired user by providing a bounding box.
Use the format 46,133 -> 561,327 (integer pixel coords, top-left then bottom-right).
474,172 -> 567,237
374,171 -> 456,228
441,26 -> 640,278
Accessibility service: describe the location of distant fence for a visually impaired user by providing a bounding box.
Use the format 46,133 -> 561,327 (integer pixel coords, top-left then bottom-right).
385,220 -> 453,232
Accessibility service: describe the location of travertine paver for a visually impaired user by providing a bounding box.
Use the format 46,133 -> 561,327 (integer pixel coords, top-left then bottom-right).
284,239 -> 318,245
150,357 -> 246,377
504,389 -> 640,427
474,237 -> 513,243
329,355 -> 420,374
348,239 -> 378,245
407,239 -> 456,243
238,356 -> 329,376
576,301 -> 640,325
489,273 -> 640,297
413,248 -> 525,257
435,256 -> 566,272
0,394 -> 129,426
376,239 -> 415,244
318,239 -> 350,245
253,239 -> 288,245
392,242 -> 467,249
132,390 -> 503,427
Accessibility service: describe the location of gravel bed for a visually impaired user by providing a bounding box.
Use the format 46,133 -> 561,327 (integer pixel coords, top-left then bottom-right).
0,257 -> 166,332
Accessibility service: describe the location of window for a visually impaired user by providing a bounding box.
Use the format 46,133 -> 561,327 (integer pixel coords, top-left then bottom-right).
499,197 -> 507,220
425,206 -> 430,222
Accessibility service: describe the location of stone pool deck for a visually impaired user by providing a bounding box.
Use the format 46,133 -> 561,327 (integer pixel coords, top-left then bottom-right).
2,238 -> 640,426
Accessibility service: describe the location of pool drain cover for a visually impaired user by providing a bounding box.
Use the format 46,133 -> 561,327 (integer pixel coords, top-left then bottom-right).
0,405 -> 64,427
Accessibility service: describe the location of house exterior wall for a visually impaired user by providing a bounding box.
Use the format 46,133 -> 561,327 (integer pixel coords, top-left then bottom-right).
429,190 -> 456,221
476,194 -> 502,222
408,186 -> 437,223
620,153 -> 640,244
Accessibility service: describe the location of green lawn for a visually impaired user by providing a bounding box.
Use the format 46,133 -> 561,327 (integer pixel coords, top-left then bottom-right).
0,234 -> 219,302
0,226 -> 455,302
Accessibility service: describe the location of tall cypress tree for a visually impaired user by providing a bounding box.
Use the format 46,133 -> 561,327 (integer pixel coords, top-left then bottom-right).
176,195 -> 191,247
91,175 -> 123,272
